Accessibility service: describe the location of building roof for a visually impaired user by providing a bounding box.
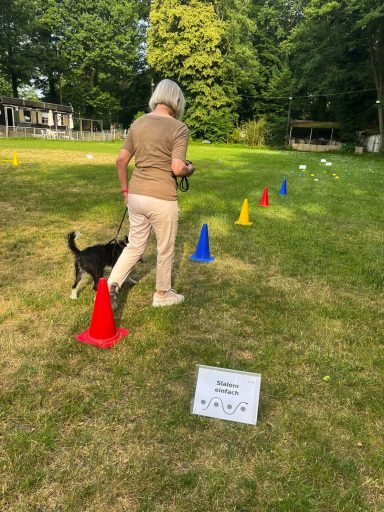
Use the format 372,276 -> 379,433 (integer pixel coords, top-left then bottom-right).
0,97 -> 73,113
290,120 -> 340,129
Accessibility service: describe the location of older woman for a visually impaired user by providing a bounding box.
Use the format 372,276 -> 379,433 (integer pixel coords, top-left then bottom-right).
108,79 -> 195,308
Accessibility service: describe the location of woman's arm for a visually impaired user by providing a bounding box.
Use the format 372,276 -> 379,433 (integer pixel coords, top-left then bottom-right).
171,158 -> 195,177
116,148 -> 133,204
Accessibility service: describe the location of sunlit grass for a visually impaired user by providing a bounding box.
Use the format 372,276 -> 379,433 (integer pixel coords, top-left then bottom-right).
0,139 -> 383,511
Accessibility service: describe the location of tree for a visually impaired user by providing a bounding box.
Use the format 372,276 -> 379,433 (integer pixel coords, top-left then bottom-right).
0,0 -> 36,97
288,1 -> 383,143
248,0 -> 305,143
32,0 -> 68,103
61,0 -> 144,121
147,0 -> 260,140
147,0 -> 230,140
348,0 -> 384,147
29,0 -> 146,124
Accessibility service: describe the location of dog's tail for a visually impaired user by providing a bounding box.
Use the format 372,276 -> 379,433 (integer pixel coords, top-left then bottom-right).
67,231 -> 81,255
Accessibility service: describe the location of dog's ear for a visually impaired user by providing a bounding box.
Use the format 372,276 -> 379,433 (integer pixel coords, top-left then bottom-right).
123,236 -> 129,245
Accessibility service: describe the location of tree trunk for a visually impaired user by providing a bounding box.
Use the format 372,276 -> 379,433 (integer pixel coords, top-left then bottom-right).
48,72 -> 58,103
11,74 -> 18,98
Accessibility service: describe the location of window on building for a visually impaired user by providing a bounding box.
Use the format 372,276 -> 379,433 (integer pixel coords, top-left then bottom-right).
24,110 -> 32,123
41,112 -> 49,125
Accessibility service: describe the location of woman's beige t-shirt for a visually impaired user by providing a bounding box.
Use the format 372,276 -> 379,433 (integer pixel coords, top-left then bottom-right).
122,114 -> 189,201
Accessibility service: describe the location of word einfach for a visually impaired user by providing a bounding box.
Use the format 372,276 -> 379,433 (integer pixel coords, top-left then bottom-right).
215,380 -> 239,395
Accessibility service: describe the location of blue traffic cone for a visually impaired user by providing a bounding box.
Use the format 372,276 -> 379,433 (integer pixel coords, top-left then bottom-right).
279,178 -> 287,196
189,224 -> 215,263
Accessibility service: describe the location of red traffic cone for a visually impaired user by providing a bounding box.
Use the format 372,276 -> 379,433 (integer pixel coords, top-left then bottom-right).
75,278 -> 128,348
259,187 -> 269,207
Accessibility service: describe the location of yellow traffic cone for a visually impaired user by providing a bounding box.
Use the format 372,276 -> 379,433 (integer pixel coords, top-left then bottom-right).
235,198 -> 252,225
12,152 -> 19,167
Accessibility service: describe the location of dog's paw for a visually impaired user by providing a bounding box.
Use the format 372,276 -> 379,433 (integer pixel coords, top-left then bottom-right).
70,290 -> 78,299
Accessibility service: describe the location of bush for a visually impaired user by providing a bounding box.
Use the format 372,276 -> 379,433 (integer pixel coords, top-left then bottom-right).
241,118 -> 268,147
338,143 -> 355,154
228,127 -> 242,144
133,111 -> 146,121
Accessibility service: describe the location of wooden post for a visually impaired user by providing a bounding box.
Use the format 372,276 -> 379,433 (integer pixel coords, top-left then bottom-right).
330,128 -> 334,145
285,96 -> 293,145
309,128 -> 313,144
289,126 -> 293,145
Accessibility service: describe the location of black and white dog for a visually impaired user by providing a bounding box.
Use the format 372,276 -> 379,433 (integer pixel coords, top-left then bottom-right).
67,231 -> 128,299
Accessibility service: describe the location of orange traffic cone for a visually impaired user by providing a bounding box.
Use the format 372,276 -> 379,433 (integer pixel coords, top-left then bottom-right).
75,278 -> 128,348
259,187 -> 269,207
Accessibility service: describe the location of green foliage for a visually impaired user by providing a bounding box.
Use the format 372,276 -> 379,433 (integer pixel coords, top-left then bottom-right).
0,0 -> 150,126
228,127 -> 241,144
0,72 -> 13,96
57,0 -> 144,122
147,0 -> 230,140
288,0 -> 383,144
147,0 -> 258,141
133,110 -> 146,121
241,118 -> 268,146
0,0 -> 37,97
0,0 -> 382,145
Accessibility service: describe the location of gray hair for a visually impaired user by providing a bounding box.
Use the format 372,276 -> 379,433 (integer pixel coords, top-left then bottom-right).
149,79 -> 186,120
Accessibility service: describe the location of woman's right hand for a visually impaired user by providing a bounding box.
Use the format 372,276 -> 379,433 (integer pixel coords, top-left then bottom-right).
122,191 -> 128,206
186,162 -> 195,176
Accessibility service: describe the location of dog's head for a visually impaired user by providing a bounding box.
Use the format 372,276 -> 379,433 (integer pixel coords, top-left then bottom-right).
109,236 -> 128,263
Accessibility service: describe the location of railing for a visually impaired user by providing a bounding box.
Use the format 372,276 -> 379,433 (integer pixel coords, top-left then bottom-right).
0,125 -> 125,141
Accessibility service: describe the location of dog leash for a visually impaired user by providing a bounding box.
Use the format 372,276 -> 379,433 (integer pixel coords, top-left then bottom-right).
176,176 -> 189,192
174,160 -> 192,192
108,208 -> 127,245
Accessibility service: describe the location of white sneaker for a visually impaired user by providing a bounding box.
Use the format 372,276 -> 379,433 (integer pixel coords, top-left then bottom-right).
152,289 -> 185,307
109,282 -> 120,311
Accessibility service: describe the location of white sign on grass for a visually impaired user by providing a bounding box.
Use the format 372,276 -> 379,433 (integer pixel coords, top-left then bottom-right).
192,365 -> 261,425
321,159 -> 327,163
326,161 -> 333,166
299,164 -> 307,170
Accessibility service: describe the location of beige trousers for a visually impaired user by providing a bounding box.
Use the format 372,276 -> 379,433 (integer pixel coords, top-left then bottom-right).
108,194 -> 179,292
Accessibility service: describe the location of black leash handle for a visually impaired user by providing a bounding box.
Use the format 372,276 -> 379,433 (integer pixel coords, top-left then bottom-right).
175,160 -> 192,192
178,176 -> 189,192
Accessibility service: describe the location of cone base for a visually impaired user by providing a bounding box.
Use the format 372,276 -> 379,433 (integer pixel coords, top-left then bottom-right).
75,327 -> 129,348
235,220 -> 253,225
259,203 -> 269,207
189,254 -> 215,263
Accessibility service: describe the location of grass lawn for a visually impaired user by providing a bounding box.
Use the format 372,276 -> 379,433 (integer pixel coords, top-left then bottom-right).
0,139 -> 383,512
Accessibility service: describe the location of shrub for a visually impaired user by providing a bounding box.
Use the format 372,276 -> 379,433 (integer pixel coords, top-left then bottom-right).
241,118 -> 267,147
228,127 -> 242,144
133,111 -> 146,121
